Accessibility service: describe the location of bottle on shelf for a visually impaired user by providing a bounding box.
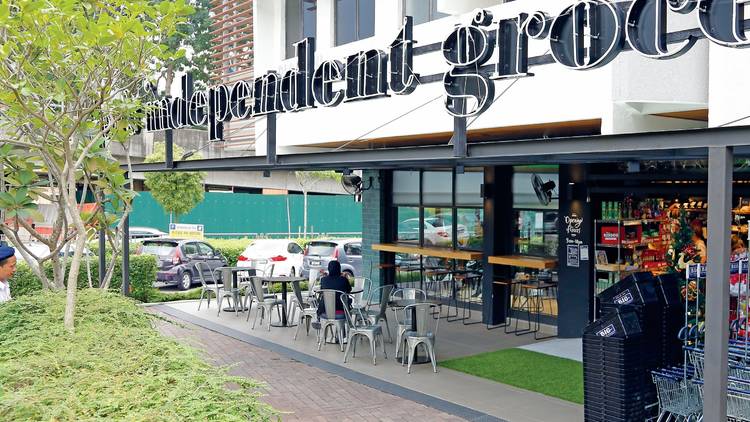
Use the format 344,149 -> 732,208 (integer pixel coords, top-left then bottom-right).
602,201 -> 608,220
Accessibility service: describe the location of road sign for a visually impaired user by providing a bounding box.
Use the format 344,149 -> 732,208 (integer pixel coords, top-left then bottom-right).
169,223 -> 204,240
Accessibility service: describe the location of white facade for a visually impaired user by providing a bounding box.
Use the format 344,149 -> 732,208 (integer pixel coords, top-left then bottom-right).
251,0 -> 750,156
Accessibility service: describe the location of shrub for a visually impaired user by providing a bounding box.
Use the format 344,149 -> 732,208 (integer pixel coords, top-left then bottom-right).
0,290 -> 276,420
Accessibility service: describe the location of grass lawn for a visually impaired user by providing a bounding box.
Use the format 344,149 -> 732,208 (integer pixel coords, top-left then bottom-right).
440,348 -> 583,404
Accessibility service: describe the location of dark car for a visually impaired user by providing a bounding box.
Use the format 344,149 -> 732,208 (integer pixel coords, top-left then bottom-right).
137,238 -> 227,290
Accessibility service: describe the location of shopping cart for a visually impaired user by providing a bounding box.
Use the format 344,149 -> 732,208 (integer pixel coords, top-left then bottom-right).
651,369 -> 703,421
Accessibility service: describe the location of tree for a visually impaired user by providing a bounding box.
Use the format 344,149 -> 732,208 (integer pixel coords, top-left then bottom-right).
143,142 -> 206,223
0,0 -> 190,331
158,0 -> 214,94
294,171 -> 341,237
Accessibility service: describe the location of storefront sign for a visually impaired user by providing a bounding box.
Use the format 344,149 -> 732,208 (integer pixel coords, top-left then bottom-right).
146,0 -> 750,139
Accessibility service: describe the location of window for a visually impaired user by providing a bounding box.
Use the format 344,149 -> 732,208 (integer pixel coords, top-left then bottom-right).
197,243 -> 215,256
285,0 -> 317,59
456,170 -> 483,207
335,0 -> 375,46
344,243 -> 362,256
393,170 -> 420,205
514,210 -> 558,257
182,243 -> 199,256
288,243 -> 303,254
457,208 -> 484,250
396,206 -> 420,244
404,0 -> 448,25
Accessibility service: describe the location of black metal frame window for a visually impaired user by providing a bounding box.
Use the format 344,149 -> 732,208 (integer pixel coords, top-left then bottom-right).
403,0 -> 448,25
335,0 -> 375,46
285,0 -> 317,59
392,169 -> 484,250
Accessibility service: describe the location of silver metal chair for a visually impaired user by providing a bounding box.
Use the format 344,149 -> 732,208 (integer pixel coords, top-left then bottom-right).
291,280 -> 319,340
317,289 -> 347,352
195,261 -> 222,312
195,262 -> 234,317
390,288 -> 427,359
364,284 -> 394,342
249,276 -> 285,331
401,303 -> 440,373
341,293 -> 387,365
351,277 -> 373,311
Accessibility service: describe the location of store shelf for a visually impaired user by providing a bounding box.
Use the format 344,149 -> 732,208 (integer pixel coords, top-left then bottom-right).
595,263 -> 639,273
595,218 -> 665,225
488,255 -> 558,270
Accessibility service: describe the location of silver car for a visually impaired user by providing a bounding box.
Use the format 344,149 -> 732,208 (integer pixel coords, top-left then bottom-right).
301,238 -> 362,278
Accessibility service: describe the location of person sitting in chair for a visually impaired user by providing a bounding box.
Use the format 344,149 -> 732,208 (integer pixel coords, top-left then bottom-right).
316,260 -> 352,319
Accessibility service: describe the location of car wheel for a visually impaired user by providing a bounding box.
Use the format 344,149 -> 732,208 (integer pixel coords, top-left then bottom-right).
179,271 -> 192,291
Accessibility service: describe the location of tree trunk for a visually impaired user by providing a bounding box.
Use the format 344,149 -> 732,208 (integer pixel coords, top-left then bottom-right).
63,233 -> 87,332
165,62 -> 175,97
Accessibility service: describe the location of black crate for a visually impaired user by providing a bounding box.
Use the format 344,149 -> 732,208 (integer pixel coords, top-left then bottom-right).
598,272 -> 659,307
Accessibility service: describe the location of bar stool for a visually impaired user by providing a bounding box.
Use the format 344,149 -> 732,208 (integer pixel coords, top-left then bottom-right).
532,282 -> 558,340
514,282 -> 540,336
454,272 -> 482,325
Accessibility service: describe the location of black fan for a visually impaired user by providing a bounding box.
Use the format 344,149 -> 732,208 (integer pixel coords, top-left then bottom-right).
531,173 -> 556,206
342,175 -> 363,195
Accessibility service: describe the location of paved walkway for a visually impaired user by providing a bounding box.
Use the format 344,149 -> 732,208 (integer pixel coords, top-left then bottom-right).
149,308 -> 465,421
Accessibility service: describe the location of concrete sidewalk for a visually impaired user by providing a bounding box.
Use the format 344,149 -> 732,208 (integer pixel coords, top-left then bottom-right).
156,300 -> 583,422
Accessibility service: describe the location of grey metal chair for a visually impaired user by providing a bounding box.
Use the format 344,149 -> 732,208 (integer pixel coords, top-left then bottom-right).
291,280 -> 319,340
249,276 -> 285,331
195,261 -> 222,311
317,289 -> 347,352
390,288 -> 427,359
341,293 -> 387,365
401,303 -> 440,373
195,262 -> 234,317
364,284 -> 394,342
351,277 -> 373,312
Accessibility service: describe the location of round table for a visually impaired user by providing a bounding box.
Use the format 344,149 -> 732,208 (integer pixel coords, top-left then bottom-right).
389,299 -> 441,364
262,276 -> 307,327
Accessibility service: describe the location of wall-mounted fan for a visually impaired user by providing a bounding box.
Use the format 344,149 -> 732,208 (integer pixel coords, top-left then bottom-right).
531,173 -> 556,206
341,174 -> 372,195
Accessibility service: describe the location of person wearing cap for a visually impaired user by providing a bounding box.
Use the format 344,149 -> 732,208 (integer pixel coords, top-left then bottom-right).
0,246 -> 17,303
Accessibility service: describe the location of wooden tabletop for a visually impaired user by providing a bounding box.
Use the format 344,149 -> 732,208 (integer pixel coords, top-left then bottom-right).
487,255 -> 558,270
372,243 -> 482,260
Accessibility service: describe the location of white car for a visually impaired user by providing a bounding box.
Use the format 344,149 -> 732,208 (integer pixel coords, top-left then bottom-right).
129,226 -> 167,240
236,239 -> 304,277
14,242 -> 93,263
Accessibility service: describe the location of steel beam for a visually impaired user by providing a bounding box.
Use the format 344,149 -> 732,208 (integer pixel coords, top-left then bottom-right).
124,125 -> 750,173
704,146 -> 733,421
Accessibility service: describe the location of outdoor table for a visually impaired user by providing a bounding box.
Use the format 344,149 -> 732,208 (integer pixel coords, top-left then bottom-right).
262,276 -> 307,327
218,266 -> 253,312
389,299 -> 441,364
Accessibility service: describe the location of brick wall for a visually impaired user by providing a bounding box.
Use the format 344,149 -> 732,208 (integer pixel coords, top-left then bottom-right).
362,170 -> 385,287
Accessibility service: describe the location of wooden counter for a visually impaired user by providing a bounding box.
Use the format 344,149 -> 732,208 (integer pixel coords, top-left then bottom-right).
372,243 -> 482,260
488,255 -> 558,270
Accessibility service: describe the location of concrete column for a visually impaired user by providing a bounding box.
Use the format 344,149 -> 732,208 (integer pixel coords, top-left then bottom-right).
704,146 -> 732,421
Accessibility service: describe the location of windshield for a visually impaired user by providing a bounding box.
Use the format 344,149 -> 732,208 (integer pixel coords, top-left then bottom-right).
244,241 -> 286,255
306,242 -> 336,256
142,242 -> 177,256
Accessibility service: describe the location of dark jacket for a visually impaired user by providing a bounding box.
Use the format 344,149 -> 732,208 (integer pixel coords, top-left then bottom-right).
317,262 -> 352,317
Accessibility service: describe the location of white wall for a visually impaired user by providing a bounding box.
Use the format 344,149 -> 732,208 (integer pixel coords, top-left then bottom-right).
252,0 -> 726,156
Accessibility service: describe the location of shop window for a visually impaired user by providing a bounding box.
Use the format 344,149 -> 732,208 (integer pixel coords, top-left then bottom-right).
335,0 -> 375,46
457,208 -> 484,250
422,171 -> 452,206
404,0 -> 448,25
514,209 -> 558,257
456,170 -> 483,207
396,206 -> 420,244
393,170 -> 420,205
513,171 -> 559,210
424,207 -> 453,247
285,0 -> 317,59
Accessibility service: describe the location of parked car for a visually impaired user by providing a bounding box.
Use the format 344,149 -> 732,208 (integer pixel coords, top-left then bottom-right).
397,217 -> 467,247
301,238 -> 362,278
129,226 -> 167,240
235,239 -> 304,277
137,238 -> 227,290
14,242 -> 93,263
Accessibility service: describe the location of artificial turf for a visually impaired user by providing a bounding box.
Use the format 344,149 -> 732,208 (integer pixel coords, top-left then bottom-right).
440,348 -> 584,404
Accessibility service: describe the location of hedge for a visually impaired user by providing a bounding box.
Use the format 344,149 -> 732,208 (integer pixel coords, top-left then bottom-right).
8,255 -> 157,302
0,290 -> 276,420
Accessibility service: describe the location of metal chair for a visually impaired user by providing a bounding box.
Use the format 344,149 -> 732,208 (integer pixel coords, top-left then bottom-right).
249,276 -> 285,331
389,288 -> 426,359
195,261 -> 222,312
351,277 -> 373,311
291,280 -> 319,340
401,303 -> 440,374
317,289 -> 347,352
341,293 -> 387,365
195,262 -> 234,317
363,284 -> 394,342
